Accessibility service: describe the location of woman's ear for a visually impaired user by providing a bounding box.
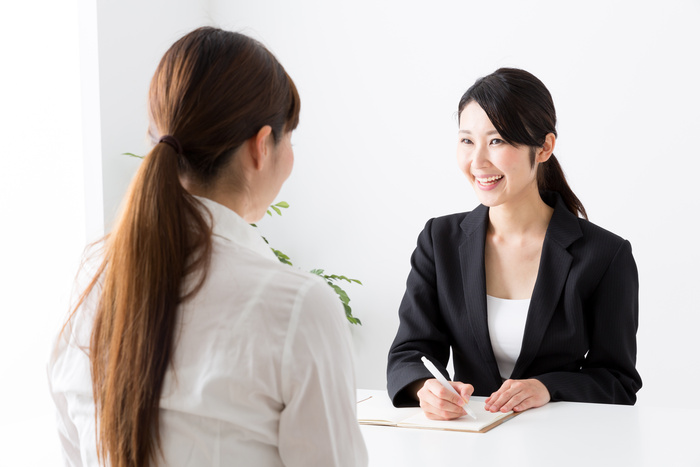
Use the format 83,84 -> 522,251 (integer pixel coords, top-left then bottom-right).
536,133 -> 556,163
249,125 -> 273,170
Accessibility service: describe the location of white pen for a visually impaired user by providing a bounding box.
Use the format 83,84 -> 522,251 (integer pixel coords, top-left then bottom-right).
421,356 -> 477,420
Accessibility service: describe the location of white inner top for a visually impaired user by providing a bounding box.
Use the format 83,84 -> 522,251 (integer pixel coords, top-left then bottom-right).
487,294 -> 530,380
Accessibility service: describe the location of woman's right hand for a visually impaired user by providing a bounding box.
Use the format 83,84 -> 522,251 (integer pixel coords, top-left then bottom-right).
416,379 -> 474,420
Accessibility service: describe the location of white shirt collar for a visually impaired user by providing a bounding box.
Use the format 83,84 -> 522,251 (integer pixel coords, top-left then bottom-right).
193,196 -> 279,262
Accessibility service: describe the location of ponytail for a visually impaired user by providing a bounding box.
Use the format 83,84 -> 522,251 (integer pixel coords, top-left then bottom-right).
86,142 -> 212,466
537,155 -> 588,220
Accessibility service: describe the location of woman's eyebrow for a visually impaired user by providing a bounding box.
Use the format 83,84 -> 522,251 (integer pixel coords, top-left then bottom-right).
458,129 -> 499,135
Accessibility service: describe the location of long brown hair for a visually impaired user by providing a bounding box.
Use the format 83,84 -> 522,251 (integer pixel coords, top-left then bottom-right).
65,27 -> 300,467
458,68 -> 587,219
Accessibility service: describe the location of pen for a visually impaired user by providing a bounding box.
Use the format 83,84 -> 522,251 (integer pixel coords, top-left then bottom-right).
421,356 -> 477,420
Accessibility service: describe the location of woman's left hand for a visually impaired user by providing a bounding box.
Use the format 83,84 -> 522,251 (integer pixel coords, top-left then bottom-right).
484,379 -> 550,413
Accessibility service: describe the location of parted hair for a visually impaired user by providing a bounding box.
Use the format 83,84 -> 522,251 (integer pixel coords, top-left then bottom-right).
64,27 -> 300,467
458,68 -> 587,219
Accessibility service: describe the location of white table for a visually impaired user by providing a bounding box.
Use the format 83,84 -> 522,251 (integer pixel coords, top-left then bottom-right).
358,389 -> 699,467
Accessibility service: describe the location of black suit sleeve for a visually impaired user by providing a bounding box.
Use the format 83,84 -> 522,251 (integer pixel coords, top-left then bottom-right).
534,240 -> 642,404
387,218 -> 452,407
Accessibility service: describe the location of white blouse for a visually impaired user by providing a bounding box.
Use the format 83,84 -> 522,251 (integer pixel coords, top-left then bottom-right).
48,196 -> 368,467
486,295 -> 530,380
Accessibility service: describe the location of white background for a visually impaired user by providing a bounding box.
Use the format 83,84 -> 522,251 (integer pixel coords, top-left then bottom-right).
2,0 -> 699,464
1,0 -> 84,464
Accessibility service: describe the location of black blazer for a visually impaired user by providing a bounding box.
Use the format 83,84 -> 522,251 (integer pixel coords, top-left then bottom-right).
387,192 -> 642,406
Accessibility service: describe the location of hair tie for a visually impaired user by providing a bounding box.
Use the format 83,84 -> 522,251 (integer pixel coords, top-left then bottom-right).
158,135 -> 183,154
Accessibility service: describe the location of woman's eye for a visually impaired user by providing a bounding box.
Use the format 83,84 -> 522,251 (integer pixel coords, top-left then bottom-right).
460,138 -> 473,145
490,138 -> 504,145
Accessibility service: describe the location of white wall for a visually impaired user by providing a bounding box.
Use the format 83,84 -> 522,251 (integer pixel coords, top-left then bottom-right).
0,1 -> 84,465
207,0 -> 700,402
0,1 -> 213,465
93,0 -> 214,232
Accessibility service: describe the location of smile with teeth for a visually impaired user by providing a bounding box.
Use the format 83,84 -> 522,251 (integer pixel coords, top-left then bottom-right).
475,175 -> 503,185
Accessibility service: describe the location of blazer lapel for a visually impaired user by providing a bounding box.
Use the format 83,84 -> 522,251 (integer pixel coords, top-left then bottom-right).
458,205 -> 502,385
511,195 -> 583,378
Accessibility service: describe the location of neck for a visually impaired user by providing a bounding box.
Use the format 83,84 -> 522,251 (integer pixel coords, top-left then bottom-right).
181,176 -> 256,223
487,189 -> 553,239
205,192 -> 255,222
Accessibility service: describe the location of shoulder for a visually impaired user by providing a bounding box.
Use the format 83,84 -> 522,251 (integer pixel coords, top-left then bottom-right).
568,218 -> 637,285
204,242 -> 339,323
543,201 -> 637,288
419,205 -> 487,239
429,211 -> 470,229
573,217 -> 632,256
266,258 -> 332,295
236,246 -> 330,290
544,191 -> 632,256
242,250 -> 341,314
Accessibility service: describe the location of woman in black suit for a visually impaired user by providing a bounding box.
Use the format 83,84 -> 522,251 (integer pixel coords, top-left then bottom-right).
387,68 -> 641,420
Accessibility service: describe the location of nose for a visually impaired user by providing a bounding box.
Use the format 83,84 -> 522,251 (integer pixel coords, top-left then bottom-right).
471,143 -> 489,168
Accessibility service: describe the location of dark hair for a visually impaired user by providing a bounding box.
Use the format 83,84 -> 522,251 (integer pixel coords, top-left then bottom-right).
458,68 -> 587,219
65,27 -> 300,467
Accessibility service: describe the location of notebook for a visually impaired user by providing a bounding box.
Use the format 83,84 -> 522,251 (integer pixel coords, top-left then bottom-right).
357,392 -> 518,433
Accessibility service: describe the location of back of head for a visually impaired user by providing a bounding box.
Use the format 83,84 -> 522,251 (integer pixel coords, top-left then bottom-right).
458,68 -> 586,219
76,27 -> 300,467
148,26 -> 300,184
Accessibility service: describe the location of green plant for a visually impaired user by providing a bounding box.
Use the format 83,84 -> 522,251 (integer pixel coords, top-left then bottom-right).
125,153 -> 362,325
258,202 -> 362,325
310,270 -> 363,325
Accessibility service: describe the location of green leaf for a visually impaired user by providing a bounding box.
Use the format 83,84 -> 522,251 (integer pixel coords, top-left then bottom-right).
123,152 -> 144,159
308,268 -> 362,324
265,201 -> 289,217
342,303 -> 361,325
329,283 -> 350,304
271,248 -> 293,266
324,273 -> 361,284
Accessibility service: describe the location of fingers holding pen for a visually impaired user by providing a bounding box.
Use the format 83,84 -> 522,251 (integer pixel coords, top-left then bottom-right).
418,380 -> 461,420
418,379 -> 474,420
418,379 -> 464,420
453,380 -> 475,407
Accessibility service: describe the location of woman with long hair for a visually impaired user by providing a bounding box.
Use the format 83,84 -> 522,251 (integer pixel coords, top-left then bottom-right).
49,27 -> 367,466
387,68 -> 641,418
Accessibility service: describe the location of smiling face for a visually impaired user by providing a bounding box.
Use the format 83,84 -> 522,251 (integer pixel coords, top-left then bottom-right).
457,101 -> 549,210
